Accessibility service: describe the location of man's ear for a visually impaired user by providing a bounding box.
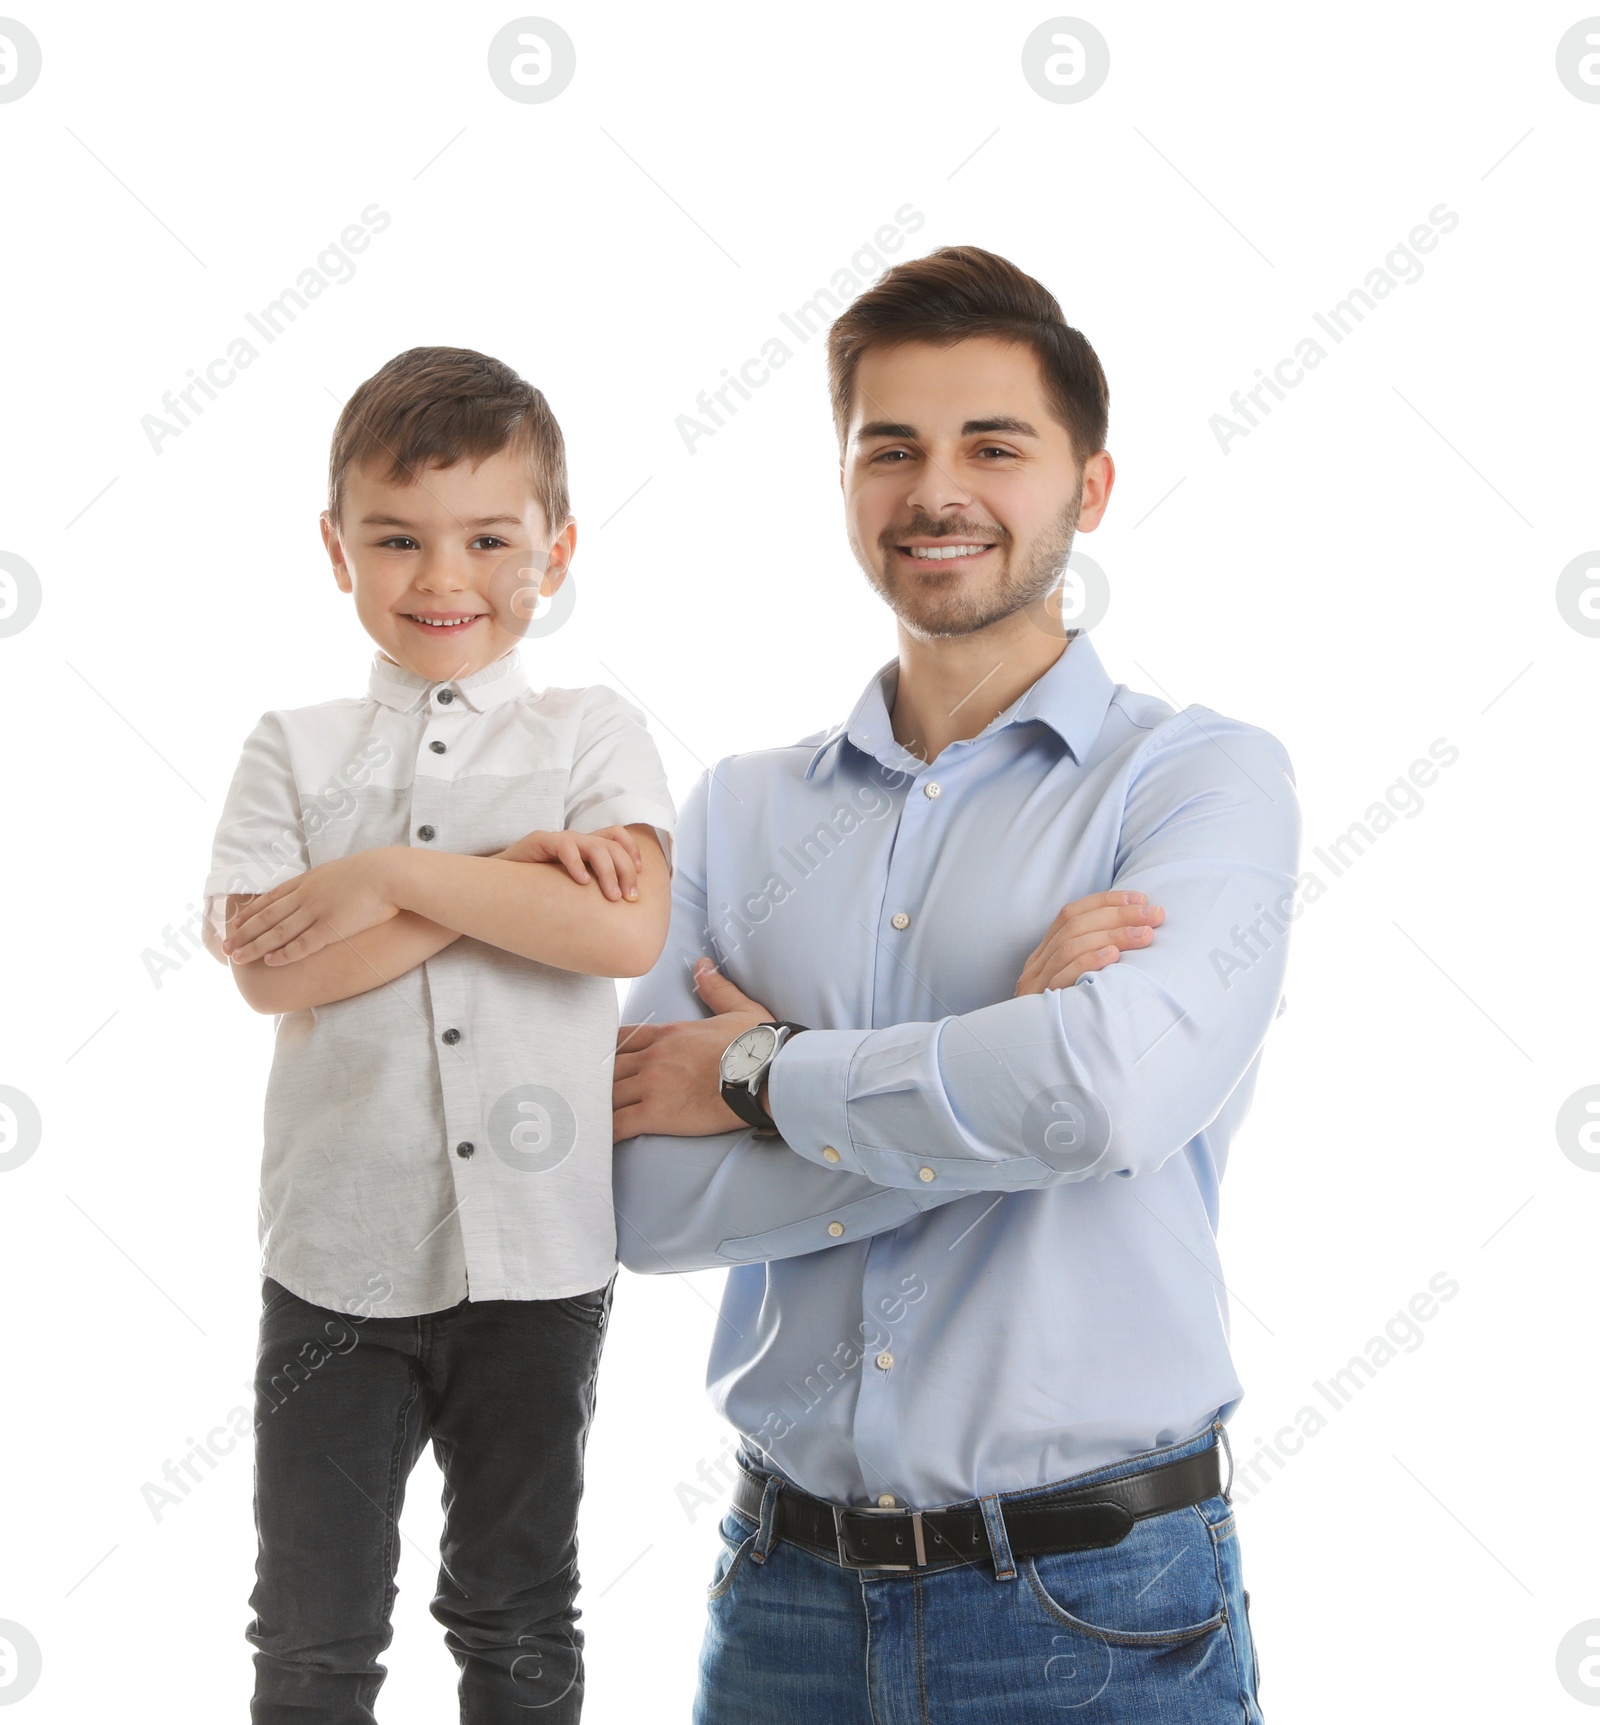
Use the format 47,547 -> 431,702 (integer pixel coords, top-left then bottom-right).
321,512 -> 353,594
1075,451 -> 1116,534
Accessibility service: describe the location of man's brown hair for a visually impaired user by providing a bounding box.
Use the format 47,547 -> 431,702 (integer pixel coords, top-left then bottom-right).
327,346 -> 570,532
826,246 -> 1109,464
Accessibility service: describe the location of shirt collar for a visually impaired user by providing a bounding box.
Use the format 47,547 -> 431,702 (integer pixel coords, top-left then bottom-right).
367,647 -> 531,714
804,630 -> 1114,779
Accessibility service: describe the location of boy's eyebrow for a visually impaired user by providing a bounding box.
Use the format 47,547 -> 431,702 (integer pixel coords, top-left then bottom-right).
854,416 -> 1041,441
360,512 -> 526,530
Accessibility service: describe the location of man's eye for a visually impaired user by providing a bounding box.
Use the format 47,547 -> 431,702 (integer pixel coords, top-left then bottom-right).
870,449 -> 911,464
976,446 -> 1015,460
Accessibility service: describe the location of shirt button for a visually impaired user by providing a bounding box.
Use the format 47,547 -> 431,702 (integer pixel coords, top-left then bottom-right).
456,1141 -> 475,1158
827,1221 -> 845,1237
429,740 -> 447,754
918,1166 -> 936,1182
436,688 -> 455,704
417,824 -> 437,842
890,912 -> 911,931
877,1494 -> 897,1508
923,782 -> 942,799
875,1351 -> 894,1371
822,1147 -> 840,1163
441,1028 -> 462,1045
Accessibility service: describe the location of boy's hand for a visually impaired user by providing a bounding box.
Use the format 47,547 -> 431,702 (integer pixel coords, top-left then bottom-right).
224,850 -> 405,967
494,827 -> 643,901
1014,890 -> 1165,996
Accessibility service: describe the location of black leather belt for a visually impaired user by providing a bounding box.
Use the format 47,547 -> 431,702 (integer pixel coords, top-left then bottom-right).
732,1442 -> 1221,1572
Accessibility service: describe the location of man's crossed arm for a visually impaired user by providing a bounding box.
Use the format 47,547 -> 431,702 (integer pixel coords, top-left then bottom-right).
611,724 -> 1299,1273
608,889 -> 1170,1275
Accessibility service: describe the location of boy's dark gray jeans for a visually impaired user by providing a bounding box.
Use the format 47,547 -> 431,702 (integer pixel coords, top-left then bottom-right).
247,1272 -> 613,1724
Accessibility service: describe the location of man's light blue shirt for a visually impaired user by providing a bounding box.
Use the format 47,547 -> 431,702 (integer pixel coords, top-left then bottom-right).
614,632 -> 1301,1509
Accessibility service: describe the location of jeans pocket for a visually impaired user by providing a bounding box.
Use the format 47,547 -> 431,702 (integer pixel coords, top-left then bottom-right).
556,1280 -> 613,1325
260,1278 -> 302,1321
706,1513 -> 757,1603
1023,1506 -> 1227,1646
1242,1588 -> 1262,1695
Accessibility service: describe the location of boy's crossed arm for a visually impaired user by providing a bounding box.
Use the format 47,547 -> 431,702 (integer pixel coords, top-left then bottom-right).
208,824 -> 668,1015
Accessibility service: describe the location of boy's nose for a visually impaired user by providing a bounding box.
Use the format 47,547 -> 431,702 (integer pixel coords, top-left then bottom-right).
413,557 -> 473,592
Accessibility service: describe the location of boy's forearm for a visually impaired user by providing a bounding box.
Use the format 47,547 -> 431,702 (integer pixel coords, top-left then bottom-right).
222,911 -> 462,1014
385,841 -> 669,977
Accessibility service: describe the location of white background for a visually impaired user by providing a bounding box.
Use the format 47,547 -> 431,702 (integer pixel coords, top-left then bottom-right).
1,1 -> 1596,1719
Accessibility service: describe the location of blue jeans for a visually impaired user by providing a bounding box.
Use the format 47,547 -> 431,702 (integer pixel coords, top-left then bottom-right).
694,1421 -> 1263,1723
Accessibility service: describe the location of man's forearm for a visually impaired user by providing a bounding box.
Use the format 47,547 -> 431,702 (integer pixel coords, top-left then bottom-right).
387,843 -> 668,977
613,1125 -> 954,1273
222,911 -> 462,1014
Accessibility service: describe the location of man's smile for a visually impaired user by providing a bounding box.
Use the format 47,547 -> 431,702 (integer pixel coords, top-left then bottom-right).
902,541 -> 994,561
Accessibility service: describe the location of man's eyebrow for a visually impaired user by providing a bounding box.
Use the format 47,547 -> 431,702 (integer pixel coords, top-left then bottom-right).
961,416 -> 1039,437
359,513 -> 525,529
853,416 -> 1041,441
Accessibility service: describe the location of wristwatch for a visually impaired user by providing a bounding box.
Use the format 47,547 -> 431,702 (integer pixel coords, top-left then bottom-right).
719,1021 -> 808,1132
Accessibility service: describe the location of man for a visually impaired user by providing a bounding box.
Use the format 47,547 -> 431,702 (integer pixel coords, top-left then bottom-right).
612,246 -> 1296,1722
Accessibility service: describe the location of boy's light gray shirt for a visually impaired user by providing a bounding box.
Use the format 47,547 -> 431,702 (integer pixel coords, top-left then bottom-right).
204,648 -> 676,1317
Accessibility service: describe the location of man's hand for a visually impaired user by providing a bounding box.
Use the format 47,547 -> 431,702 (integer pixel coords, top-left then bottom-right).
613,960 -> 773,1140
224,849 -> 406,966
1014,890 -> 1165,995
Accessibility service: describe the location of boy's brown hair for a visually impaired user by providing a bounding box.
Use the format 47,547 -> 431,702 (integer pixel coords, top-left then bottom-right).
327,347 -> 570,532
826,247 -> 1109,465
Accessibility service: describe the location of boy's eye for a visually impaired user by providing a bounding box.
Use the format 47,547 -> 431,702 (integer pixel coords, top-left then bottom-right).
377,535 -> 419,550
470,535 -> 510,550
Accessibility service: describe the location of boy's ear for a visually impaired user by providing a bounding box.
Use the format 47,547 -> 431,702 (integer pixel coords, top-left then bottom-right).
321,511 -> 353,593
542,518 -> 578,591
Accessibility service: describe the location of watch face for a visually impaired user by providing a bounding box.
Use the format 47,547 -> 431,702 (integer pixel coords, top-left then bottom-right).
722,1024 -> 778,1084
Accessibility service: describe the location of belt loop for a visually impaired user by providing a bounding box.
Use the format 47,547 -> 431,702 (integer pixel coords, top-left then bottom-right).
978,1493 -> 1017,1582
1215,1420 -> 1234,1503
750,1475 -> 782,1565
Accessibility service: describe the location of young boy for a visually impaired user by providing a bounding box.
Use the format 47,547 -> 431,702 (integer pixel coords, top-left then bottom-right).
201,346 -> 675,1724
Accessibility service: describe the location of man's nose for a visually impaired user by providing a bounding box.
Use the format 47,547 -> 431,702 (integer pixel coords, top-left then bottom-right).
904,459 -> 974,517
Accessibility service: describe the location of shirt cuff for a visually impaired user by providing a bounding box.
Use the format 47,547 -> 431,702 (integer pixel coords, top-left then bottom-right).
715,1186 -> 927,1261
766,1026 -> 873,1176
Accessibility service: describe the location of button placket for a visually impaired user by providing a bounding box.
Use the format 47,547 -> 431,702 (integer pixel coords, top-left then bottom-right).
411,719 -> 449,852
428,948 -> 483,1265
412,704 -> 480,1273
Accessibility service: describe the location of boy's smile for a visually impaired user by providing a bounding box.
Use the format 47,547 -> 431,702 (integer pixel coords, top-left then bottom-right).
321,445 -> 576,683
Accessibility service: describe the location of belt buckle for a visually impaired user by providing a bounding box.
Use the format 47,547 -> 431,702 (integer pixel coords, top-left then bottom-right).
832,1503 -> 928,1571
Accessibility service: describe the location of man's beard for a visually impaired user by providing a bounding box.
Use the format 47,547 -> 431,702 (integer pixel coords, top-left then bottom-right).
859,480 -> 1083,639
